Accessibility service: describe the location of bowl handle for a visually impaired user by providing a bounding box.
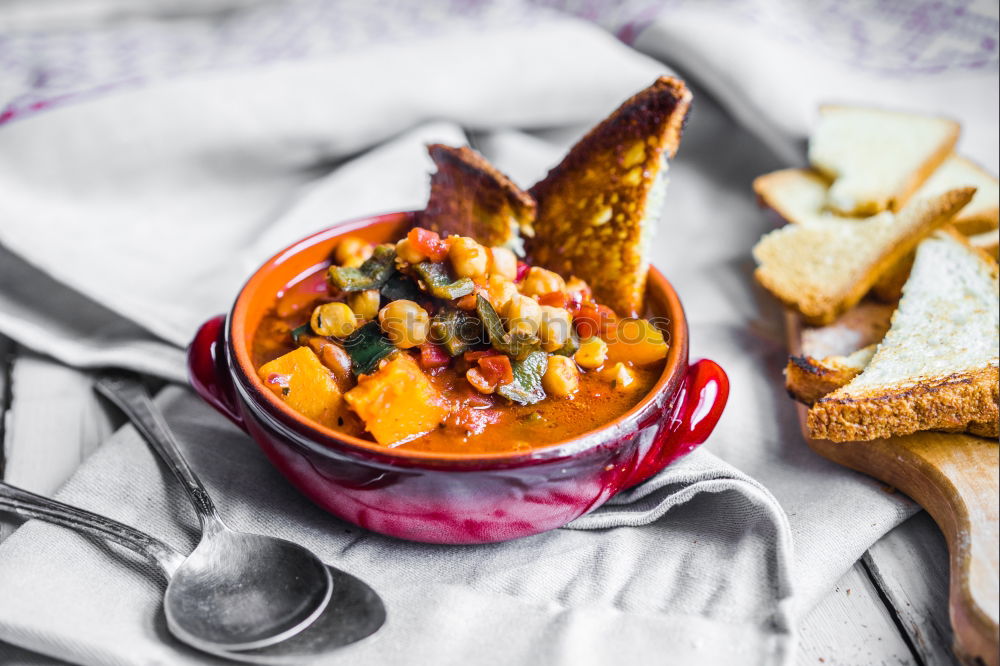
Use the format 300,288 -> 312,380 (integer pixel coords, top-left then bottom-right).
187,315 -> 246,431
625,358 -> 730,488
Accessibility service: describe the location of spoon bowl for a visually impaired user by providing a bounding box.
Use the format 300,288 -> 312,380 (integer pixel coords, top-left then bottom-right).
165,525 -> 333,652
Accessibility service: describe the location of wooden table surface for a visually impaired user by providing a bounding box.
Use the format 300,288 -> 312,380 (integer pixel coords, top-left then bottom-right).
0,335 -> 963,665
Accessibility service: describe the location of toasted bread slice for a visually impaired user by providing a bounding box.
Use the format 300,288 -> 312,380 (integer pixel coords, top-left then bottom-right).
869,252 -> 915,303
420,144 -> 536,254
753,168 -> 833,226
753,167 -> 987,303
799,300 -> 896,358
807,229 -> 1000,442
872,219 -> 999,302
968,228 -> 999,262
786,345 -> 876,405
914,154 -> 999,235
526,76 -> 692,316
808,106 -> 959,216
753,188 -> 974,325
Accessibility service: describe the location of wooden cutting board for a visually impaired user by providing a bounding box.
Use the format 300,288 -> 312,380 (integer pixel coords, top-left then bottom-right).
786,311 -> 999,666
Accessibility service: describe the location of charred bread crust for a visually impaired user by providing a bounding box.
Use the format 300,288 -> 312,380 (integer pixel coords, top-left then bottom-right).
419,144 -> 536,249
807,366 -> 1000,442
527,76 -> 692,316
785,355 -> 864,405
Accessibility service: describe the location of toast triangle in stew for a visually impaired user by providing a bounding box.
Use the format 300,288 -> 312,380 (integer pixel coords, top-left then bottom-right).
526,76 -> 692,317
419,144 -> 537,255
807,228 -> 1000,442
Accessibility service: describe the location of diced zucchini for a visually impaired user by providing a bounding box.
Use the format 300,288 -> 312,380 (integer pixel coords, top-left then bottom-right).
412,261 -> 475,300
290,323 -> 311,345
496,350 -> 547,405
430,308 -> 483,356
475,295 -> 539,361
342,320 -> 396,375
327,245 -> 396,292
380,272 -> 423,303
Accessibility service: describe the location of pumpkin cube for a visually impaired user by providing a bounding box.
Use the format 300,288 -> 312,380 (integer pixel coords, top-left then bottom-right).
605,318 -> 669,366
258,346 -> 342,424
344,354 -> 450,446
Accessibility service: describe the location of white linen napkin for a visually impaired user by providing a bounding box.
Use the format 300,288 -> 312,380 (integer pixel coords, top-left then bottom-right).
1,1 -> 993,664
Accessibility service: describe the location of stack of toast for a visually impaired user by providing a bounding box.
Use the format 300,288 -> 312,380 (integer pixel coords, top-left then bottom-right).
752,106 -> 1000,443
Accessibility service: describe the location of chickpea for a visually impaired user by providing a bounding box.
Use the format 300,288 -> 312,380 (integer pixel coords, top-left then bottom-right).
538,305 -> 572,352
310,302 -> 357,338
565,276 -> 592,303
574,336 -> 608,369
485,275 -> 518,315
395,237 -> 427,265
489,246 -> 518,281
335,236 -> 373,267
505,294 -> 542,337
378,299 -> 430,349
449,237 -> 489,278
603,362 -> 636,390
520,266 -> 566,297
543,354 -> 579,397
349,289 -> 381,322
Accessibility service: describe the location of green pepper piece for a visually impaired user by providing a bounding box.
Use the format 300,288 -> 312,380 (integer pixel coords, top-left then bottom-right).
327,245 -> 396,292
430,308 -> 483,357
552,328 -> 580,357
380,271 -> 423,303
341,320 -> 395,375
475,295 -> 540,361
497,350 -> 548,405
412,261 -> 475,300
290,323 -> 311,345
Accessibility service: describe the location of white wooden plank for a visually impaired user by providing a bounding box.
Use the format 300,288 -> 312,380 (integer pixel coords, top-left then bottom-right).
0,352 -> 115,542
864,510 -> 959,666
797,561 -> 916,666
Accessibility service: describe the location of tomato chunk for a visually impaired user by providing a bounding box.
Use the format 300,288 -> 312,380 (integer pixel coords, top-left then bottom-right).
419,342 -> 450,369
408,227 -> 449,262
573,304 -> 617,338
538,291 -> 569,308
478,355 -> 514,386
463,349 -> 501,362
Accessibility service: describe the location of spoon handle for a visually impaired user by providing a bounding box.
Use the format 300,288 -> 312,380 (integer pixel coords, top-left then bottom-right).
0,481 -> 185,576
94,373 -> 224,531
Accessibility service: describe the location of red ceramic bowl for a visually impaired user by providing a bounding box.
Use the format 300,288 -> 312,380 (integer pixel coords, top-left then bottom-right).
188,211 -> 729,544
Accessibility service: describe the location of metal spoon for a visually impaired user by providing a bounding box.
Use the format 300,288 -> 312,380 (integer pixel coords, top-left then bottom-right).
93,374 -> 333,653
0,482 -> 386,664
